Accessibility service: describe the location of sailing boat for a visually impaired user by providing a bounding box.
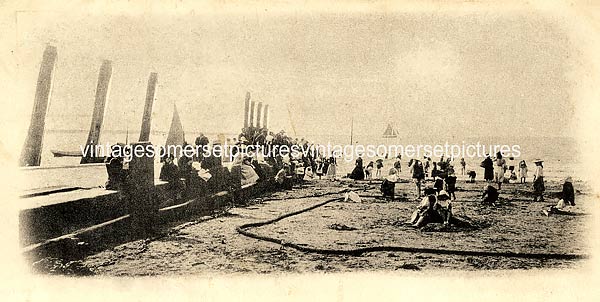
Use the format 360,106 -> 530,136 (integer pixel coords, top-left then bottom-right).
164,104 -> 185,158
382,122 -> 399,139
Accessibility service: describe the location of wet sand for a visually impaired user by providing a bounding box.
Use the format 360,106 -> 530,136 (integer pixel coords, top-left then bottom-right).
73,176 -> 594,276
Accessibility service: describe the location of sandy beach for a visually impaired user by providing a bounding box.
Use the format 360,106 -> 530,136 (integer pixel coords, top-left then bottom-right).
61,174 -> 593,276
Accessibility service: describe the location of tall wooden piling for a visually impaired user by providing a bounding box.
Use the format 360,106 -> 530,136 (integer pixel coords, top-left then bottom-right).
243,92 -> 250,129
81,60 -> 112,164
256,102 -> 263,128
249,101 -> 255,128
139,72 -> 158,142
263,104 -> 269,129
19,45 -> 58,167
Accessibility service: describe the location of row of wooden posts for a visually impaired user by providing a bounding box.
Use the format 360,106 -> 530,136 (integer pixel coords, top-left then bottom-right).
243,91 -> 270,130
19,45 -> 271,167
18,45 -> 158,166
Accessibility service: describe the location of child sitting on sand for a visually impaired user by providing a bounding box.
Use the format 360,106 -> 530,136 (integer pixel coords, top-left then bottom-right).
410,190 -> 453,227
543,176 -> 576,216
482,185 -> 499,206
507,170 -> 518,183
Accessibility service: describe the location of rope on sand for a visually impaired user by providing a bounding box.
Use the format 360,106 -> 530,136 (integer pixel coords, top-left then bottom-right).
236,194 -> 588,260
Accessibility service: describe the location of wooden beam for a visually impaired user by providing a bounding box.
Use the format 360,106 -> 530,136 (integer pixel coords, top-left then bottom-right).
20,45 -> 58,167
263,104 -> 269,129
256,102 -> 263,128
243,92 -> 250,128
249,101 -> 255,128
139,72 -> 158,142
81,60 -> 112,164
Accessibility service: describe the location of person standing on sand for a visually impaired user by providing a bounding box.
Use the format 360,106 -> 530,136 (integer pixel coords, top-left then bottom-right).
349,155 -> 365,180
394,155 -> 402,172
519,160 -> 528,183
410,159 -> 425,198
375,158 -> 384,179
481,154 -> 494,182
494,152 -> 507,190
460,157 -> 466,175
365,161 -> 374,180
326,155 -> 337,181
445,172 -> 457,200
532,159 -> 545,202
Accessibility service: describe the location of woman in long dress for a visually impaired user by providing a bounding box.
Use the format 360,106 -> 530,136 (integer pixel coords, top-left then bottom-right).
532,159 -> 545,202
349,156 -> 365,180
326,155 -> 337,180
481,154 -> 494,182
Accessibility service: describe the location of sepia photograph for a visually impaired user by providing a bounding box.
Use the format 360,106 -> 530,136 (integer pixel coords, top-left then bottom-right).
1,0 -> 600,301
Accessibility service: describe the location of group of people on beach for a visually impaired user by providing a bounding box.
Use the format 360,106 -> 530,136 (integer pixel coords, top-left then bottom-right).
341,151 -> 578,227
105,125 -> 320,202
108,126 -> 579,227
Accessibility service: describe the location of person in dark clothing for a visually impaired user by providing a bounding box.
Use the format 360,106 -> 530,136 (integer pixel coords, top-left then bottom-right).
481,154 -> 494,182
380,169 -> 398,200
160,155 -> 179,182
410,159 -> 426,198
349,156 -> 365,180
467,170 -> 477,183
160,155 -> 184,200
105,144 -> 127,190
433,177 -> 444,194
562,176 -> 575,206
482,185 -> 499,206
445,173 -> 457,200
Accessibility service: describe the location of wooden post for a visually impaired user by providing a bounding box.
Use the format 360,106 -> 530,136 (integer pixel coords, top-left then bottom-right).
19,45 -> 58,167
81,60 -> 112,164
263,104 -> 269,129
243,92 -> 250,129
139,72 -> 158,142
256,102 -> 263,128
249,101 -> 255,128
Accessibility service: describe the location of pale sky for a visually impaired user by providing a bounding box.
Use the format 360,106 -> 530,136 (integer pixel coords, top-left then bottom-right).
14,9 -> 582,141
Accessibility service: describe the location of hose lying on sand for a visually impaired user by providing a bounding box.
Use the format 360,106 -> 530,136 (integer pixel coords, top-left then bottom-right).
236,194 -> 588,260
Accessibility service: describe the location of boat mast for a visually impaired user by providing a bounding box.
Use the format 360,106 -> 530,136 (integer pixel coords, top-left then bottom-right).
350,116 -> 354,145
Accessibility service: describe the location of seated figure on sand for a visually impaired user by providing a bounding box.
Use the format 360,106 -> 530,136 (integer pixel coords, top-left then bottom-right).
482,185 -> 499,206
544,176 -> 576,216
275,163 -> 294,190
380,167 -> 398,200
466,170 -> 477,183
410,190 -> 453,227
